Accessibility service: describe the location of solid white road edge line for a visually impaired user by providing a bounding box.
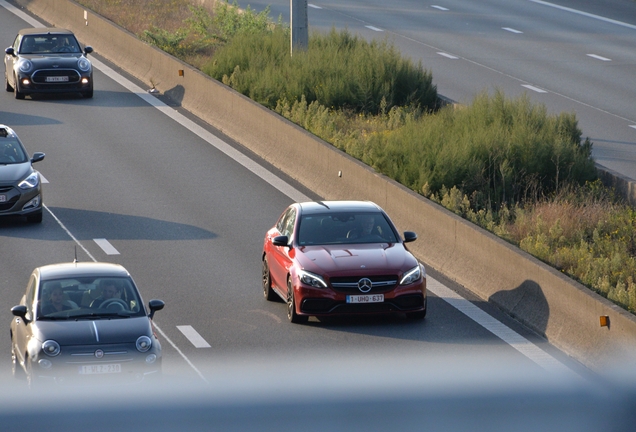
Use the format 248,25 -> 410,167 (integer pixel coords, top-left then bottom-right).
428,276 -> 574,376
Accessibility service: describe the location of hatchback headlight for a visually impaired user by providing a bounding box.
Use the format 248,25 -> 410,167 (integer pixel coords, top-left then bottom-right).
42,340 -> 61,357
298,270 -> 327,288
78,58 -> 91,72
18,59 -> 33,73
400,264 -> 424,285
18,171 -> 39,189
136,336 -> 152,352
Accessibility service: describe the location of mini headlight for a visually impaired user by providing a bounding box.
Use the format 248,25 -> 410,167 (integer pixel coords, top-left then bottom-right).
136,336 -> 152,352
78,58 -> 91,72
42,340 -> 61,357
298,270 -> 327,288
18,59 -> 33,73
400,264 -> 424,285
18,172 -> 39,189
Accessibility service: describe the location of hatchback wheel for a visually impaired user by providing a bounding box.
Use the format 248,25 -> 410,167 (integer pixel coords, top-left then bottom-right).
287,278 -> 307,324
13,75 -> 24,99
11,347 -> 25,380
4,72 -> 12,92
26,211 -> 42,224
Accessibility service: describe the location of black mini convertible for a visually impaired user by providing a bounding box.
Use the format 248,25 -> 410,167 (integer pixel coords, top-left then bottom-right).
4,28 -> 94,99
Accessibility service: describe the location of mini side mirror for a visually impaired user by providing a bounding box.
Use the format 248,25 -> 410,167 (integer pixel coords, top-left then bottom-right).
84,46 -> 93,55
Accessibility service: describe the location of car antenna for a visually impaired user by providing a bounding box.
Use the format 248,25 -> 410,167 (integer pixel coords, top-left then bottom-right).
73,245 -> 78,263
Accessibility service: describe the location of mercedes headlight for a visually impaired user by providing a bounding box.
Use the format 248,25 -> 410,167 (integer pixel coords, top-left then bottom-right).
298,270 -> 327,288
400,264 -> 424,285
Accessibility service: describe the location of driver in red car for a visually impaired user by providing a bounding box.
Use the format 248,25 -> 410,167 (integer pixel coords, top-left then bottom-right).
347,215 -> 377,239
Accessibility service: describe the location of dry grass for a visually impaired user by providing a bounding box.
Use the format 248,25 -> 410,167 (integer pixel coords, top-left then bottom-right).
77,0 -> 190,35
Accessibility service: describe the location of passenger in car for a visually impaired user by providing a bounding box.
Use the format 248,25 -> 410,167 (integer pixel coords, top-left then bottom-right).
41,284 -> 73,315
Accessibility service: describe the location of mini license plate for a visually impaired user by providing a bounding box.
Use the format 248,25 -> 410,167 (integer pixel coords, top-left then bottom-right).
0,195 -> 5,202
79,363 -> 121,375
347,294 -> 384,303
46,76 -> 69,82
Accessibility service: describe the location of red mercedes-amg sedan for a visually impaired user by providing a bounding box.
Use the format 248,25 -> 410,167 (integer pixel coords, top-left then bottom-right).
262,201 -> 427,323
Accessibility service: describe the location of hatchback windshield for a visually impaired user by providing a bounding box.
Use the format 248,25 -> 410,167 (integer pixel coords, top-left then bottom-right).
297,212 -> 399,246
0,139 -> 28,164
37,277 -> 145,319
20,35 -> 81,54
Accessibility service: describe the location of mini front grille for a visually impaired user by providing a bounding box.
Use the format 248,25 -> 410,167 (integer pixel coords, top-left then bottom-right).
31,69 -> 81,84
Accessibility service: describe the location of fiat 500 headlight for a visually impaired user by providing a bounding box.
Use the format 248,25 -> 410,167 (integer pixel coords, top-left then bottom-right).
42,340 -> 61,357
136,336 -> 152,352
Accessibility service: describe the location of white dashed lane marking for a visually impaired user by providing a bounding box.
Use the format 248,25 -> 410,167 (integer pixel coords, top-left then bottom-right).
522,84 -> 547,93
177,325 -> 212,348
93,238 -> 120,255
587,54 -> 611,61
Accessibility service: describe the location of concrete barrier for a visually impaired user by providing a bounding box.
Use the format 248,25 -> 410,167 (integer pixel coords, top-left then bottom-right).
15,0 -> 636,371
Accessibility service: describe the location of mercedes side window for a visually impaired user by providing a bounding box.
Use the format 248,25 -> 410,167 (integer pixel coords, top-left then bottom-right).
282,208 -> 297,239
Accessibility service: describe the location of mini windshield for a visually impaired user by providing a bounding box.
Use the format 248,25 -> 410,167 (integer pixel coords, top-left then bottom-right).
19,34 -> 81,54
297,212 -> 399,246
37,277 -> 145,319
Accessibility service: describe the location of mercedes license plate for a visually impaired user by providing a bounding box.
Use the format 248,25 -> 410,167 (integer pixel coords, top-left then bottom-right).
347,294 -> 384,303
46,76 -> 69,82
79,363 -> 121,375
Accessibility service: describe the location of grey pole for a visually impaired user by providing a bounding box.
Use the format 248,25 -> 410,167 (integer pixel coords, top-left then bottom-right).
290,0 -> 308,55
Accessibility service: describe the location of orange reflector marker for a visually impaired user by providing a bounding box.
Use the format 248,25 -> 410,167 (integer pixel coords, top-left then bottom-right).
600,315 -> 609,327
178,70 -> 184,77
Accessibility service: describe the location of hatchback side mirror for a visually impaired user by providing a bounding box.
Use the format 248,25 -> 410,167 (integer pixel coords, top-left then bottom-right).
84,46 -> 93,55
403,231 -> 418,243
148,299 -> 165,319
5,47 -> 15,56
31,152 -> 45,164
11,305 -> 28,321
